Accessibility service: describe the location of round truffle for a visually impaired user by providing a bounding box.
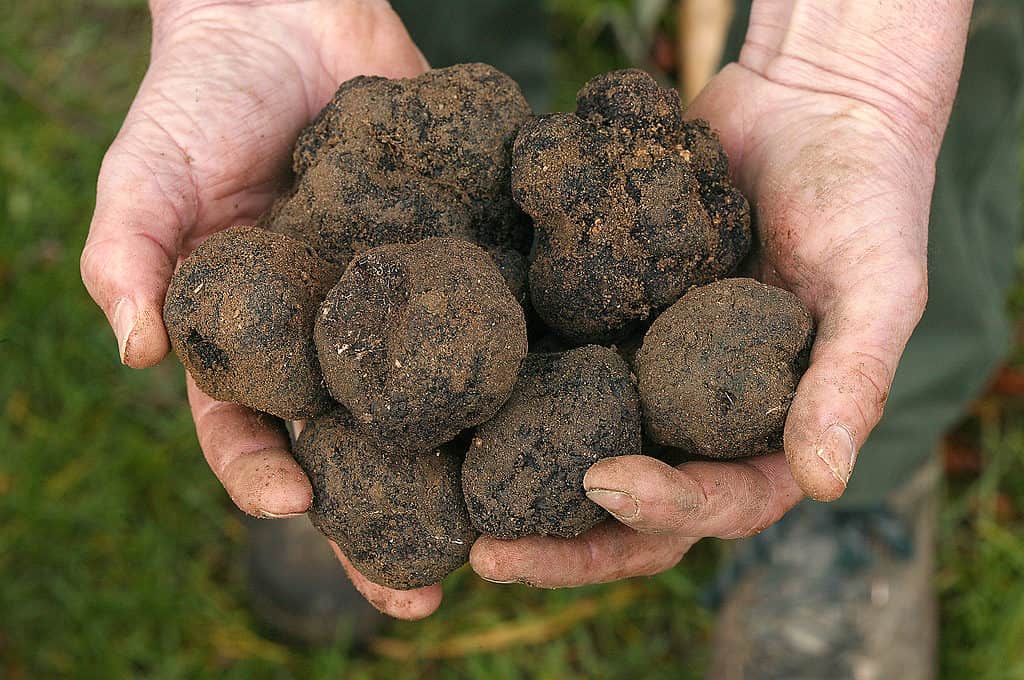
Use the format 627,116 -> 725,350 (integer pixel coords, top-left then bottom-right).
163,226 -> 339,419
315,238 -> 528,453
636,278 -> 815,459
512,69 -> 750,343
462,346 -> 642,539
294,409 -> 478,590
262,63 -> 534,265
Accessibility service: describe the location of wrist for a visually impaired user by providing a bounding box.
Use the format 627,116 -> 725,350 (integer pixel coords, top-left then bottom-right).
740,0 -> 973,154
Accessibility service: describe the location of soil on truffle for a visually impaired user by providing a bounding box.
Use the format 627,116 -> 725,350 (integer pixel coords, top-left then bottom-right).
512,69 -> 751,344
462,345 -> 642,539
163,226 -> 340,419
261,63 -> 534,266
636,278 -> 814,459
294,409 -> 478,590
315,238 -> 528,453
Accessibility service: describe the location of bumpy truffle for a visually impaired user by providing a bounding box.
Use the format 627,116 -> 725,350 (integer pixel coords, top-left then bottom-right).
512,69 -> 750,343
462,346 -> 642,539
163,226 -> 338,419
636,278 -> 814,459
294,409 -> 477,590
315,238 -> 528,453
262,63 -> 533,265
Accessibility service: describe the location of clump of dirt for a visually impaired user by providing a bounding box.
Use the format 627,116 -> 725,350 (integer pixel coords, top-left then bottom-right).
261,63 -> 534,266
315,238 -> 528,453
163,226 -> 339,419
636,278 -> 814,459
462,346 -> 642,539
294,409 -> 477,590
512,69 -> 750,343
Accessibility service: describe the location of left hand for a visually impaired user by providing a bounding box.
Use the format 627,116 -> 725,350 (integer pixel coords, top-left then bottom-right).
470,29 -> 956,584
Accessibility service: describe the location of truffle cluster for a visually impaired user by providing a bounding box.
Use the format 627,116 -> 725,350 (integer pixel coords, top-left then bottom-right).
163,65 -> 814,592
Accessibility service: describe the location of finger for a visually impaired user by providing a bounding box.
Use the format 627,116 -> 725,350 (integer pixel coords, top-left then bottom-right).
187,375 -> 312,518
470,522 -> 696,589
328,542 -> 443,620
80,129 -> 195,368
683,64 -> 758,180
784,269 -> 927,501
583,453 -> 803,538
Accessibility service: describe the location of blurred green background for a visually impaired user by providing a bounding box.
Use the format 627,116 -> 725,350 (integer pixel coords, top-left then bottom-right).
2,1 -> 1023,678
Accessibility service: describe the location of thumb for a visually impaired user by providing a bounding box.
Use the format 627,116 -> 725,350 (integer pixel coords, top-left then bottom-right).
80,129 -> 197,368
784,270 -> 927,501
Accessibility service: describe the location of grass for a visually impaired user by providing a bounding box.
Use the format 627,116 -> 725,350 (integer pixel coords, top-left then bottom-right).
1,1 -> 1023,678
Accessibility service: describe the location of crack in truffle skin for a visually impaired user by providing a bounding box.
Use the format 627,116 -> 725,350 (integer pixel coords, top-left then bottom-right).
462,346 -> 642,539
260,63 -> 534,268
636,278 -> 815,460
512,69 -> 751,344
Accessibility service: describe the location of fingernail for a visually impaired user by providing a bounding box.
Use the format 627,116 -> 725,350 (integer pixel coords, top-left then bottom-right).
112,297 -> 137,365
259,510 -> 306,519
586,489 -> 639,520
480,575 -> 517,584
815,423 -> 857,485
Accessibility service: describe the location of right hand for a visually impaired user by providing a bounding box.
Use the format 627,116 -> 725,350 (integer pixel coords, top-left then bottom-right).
80,0 -> 440,619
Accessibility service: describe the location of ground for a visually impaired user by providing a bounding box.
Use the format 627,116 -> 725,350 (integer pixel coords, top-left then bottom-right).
1,1 -> 1022,678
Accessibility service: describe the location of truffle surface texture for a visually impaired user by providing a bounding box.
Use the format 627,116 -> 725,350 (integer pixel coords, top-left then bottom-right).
462,345 -> 642,539
263,63 -> 533,265
512,69 -> 750,343
637,278 -> 814,459
294,409 -> 477,590
315,238 -> 528,453
163,226 -> 338,419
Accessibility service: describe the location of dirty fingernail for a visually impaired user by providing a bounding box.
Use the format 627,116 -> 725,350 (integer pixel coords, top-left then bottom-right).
480,575 -> 517,584
259,510 -> 306,519
586,489 -> 639,520
815,423 -> 857,485
112,297 -> 137,365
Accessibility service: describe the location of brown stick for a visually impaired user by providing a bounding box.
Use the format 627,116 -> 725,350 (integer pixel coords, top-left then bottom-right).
677,0 -> 735,103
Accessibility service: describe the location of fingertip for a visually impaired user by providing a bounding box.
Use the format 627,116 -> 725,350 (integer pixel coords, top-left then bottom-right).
221,448 -> 313,518
329,543 -> 443,620
119,302 -> 171,368
786,422 -> 856,502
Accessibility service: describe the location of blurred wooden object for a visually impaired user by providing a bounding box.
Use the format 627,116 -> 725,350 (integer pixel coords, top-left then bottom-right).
677,0 -> 734,103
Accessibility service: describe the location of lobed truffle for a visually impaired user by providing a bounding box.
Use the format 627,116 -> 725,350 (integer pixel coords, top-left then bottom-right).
462,346 -> 642,539
636,278 -> 814,459
512,69 -> 750,343
294,409 -> 478,590
262,63 -> 534,266
315,238 -> 528,453
163,226 -> 338,419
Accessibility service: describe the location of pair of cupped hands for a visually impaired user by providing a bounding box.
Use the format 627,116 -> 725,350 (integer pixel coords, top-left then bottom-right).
81,0 -> 943,618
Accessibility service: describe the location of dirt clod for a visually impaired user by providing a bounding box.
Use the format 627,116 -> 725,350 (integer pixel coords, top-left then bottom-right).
462,346 -> 642,539
637,278 -> 814,459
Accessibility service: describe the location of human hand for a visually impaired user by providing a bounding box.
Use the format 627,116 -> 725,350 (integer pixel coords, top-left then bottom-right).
81,0 -> 440,618
470,0 -> 972,587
